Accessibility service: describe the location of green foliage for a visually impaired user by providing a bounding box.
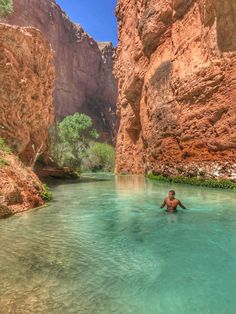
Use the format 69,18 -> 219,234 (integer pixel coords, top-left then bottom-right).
0,137 -> 11,153
0,157 -> 9,167
0,0 -> 13,17
147,174 -> 236,190
84,143 -> 115,172
59,113 -> 99,144
41,184 -> 52,202
50,113 -> 99,170
50,113 -> 115,173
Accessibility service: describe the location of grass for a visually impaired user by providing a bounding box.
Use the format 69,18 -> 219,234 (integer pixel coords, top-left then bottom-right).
40,184 -> 52,202
147,174 -> 236,191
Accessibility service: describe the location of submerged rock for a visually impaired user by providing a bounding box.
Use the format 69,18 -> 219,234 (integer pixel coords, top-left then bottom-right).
115,0 -> 236,179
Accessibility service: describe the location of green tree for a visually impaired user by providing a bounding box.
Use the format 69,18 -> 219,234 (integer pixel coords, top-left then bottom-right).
50,113 -> 99,169
59,113 -> 98,145
0,0 -> 13,17
86,143 -> 115,172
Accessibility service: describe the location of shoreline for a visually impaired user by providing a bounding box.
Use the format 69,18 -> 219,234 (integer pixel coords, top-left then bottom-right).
147,174 -> 236,191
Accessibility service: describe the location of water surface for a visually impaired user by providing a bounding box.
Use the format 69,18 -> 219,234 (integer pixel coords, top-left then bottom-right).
1,175 -> 236,313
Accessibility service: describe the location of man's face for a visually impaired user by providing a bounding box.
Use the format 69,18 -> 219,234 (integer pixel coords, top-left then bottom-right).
169,192 -> 175,199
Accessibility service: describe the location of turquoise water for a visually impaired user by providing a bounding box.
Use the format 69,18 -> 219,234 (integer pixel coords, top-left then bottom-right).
1,174 -> 236,314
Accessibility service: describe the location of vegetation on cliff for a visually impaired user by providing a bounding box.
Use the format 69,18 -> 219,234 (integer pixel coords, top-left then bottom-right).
0,138 -> 11,167
0,137 -> 11,153
50,113 -> 115,172
147,174 -> 236,191
0,0 -> 13,17
41,184 -> 52,202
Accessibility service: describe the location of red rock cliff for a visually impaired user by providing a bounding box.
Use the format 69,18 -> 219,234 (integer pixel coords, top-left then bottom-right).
115,0 -> 236,180
0,23 -> 55,217
0,23 -> 55,165
8,0 -> 117,142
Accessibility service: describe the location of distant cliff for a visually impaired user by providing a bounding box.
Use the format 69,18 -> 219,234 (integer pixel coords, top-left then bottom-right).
115,0 -> 236,180
8,0 -> 117,142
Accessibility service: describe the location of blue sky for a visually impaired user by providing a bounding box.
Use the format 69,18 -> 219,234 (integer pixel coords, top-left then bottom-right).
56,0 -> 118,46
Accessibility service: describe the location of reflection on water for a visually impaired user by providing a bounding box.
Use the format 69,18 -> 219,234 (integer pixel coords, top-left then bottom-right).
0,175 -> 236,313
115,175 -> 146,193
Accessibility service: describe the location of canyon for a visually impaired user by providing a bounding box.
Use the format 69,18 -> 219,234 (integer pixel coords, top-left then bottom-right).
0,0 -> 118,217
115,0 -> 236,180
7,0 -> 117,142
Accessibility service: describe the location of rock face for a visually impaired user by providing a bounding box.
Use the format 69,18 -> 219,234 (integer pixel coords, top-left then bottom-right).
0,151 -> 45,218
115,0 -> 236,179
0,23 -> 55,165
8,0 -> 117,142
0,23 -> 55,217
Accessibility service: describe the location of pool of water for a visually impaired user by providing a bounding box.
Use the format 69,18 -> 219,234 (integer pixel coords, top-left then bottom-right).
1,174 -> 236,313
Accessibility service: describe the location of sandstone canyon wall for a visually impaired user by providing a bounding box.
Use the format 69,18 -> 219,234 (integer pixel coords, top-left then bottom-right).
8,0 -> 117,142
0,23 -> 55,216
115,0 -> 236,180
0,23 -> 55,165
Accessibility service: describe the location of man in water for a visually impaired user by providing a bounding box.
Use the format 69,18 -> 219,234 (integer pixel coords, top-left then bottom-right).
160,190 -> 187,213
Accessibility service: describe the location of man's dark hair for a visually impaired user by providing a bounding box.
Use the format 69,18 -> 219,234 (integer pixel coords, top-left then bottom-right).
169,190 -> 176,195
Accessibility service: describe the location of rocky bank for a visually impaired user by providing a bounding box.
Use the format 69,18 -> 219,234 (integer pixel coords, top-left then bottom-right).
8,0 -> 117,142
0,151 -> 45,218
115,0 -> 236,180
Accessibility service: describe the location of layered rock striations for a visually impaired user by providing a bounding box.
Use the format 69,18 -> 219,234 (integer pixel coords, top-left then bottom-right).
0,23 -> 55,165
8,0 -> 117,142
115,0 -> 236,179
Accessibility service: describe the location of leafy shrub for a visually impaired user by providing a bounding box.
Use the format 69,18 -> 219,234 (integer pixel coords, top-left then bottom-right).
0,137 -> 11,153
147,174 -> 236,190
41,184 -> 52,202
85,143 -> 115,172
0,0 -> 13,17
50,114 -> 99,169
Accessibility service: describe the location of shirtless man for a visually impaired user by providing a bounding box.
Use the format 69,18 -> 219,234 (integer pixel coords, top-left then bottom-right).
160,190 -> 186,213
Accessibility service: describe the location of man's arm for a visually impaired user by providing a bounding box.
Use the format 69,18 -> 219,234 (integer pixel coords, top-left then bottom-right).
160,199 -> 166,208
178,200 -> 187,209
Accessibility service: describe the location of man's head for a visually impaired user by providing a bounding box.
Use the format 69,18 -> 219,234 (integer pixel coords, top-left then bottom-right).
169,190 -> 176,199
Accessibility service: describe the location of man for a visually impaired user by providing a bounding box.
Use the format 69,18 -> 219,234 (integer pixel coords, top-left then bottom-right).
160,190 -> 187,213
